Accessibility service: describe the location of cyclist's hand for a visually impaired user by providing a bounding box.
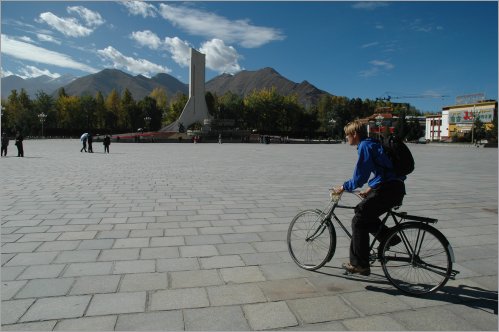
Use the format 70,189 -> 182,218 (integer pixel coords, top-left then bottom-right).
358,187 -> 372,198
331,185 -> 344,194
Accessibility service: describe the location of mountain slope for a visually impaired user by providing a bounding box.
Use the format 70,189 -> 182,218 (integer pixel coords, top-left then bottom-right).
2,67 -> 331,108
60,69 -> 188,99
1,74 -> 76,98
206,67 -> 331,106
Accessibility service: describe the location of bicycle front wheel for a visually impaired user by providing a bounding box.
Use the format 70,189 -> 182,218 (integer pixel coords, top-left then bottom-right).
287,209 -> 336,271
380,222 -> 452,295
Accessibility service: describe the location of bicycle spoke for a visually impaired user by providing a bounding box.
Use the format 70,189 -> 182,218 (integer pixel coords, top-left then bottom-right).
381,223 -> 452,295
288,210 -> 335,270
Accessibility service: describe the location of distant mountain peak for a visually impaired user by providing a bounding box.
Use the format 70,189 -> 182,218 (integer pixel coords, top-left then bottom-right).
206,67 -> 331,107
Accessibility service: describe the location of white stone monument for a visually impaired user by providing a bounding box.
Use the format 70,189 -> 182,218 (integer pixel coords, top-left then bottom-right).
161,48 -> 211,132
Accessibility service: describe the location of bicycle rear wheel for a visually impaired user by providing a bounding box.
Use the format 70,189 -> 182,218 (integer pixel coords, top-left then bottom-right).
287,209 -> 336,271
380,222 -> 452,295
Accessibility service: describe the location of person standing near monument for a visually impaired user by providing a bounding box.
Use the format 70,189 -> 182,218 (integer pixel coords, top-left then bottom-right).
1,133 -> 9,157
103,135 -> 111,153
87,133 -> 93,153
15,131 -> 24,157
80,133 -> 88,152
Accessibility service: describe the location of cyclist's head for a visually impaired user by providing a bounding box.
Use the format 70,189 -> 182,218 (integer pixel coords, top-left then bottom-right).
344,120 -> 368,140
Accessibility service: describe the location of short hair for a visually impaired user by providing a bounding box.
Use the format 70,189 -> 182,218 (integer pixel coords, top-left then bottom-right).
344,120 -> 367,139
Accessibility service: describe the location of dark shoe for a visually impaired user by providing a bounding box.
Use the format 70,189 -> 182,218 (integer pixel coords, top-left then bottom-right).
342,262 -> 371,276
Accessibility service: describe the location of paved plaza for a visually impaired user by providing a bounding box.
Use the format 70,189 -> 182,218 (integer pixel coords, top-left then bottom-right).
1,140 -> 497,330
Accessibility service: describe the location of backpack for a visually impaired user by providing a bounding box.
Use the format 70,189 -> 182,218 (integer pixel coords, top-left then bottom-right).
381,138 -> 415,176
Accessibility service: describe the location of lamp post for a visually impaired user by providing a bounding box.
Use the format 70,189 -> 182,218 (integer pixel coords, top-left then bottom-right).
1,105 -> 4,137
329,119 -> 336,139
375,115 -> 384,140
471,105 -> 477,144
144,116 -> 151,132
38,112 -> 47,138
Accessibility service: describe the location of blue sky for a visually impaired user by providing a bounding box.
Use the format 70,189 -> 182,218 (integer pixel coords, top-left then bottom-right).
1,1 -> 497,113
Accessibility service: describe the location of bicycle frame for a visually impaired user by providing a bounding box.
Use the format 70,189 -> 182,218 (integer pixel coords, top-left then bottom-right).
319,193 -> 454,266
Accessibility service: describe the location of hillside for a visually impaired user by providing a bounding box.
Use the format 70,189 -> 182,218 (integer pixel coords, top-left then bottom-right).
206,67 -> 331,106
2,67 -> 332,108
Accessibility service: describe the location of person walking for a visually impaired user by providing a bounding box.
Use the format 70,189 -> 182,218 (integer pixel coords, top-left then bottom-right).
87,133 -> 93,153
1,133 -> 9,157
332,120 -> 405,276
103,135 -> 111,153
15,131 -> 24,157
80,133 -> 88,152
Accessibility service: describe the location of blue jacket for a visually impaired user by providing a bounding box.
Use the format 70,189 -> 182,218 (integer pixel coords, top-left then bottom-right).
343,138 -> 404,191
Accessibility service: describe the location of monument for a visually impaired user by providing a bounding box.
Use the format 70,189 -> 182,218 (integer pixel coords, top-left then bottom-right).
160,48 -> 211,133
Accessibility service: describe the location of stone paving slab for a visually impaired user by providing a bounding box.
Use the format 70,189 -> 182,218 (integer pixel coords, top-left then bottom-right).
1,140 -> 497,330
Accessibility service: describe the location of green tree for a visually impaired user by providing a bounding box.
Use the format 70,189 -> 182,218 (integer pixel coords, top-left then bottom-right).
394,110 -> 409,140
205,91 -> 216,117
94,91 -> 106,130
472,117 -> 486,144
80,95 -> 96,131
33,91 -> 55,135
139,96 -> 162,131
166,92 -> 188,125
121,89 -> 135,131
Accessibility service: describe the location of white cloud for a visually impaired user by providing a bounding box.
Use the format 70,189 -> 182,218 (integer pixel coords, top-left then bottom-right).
19,36 -> 35,43
163,37 -> 192,67
158,3 -> 284,48
352,2 -> 389,11
359,60 -> 394,78
200,39 -> 242,74
361,41 -> 379,49
18,65 -> 61,79
122,0 -> 157,18
1,34 -> 98,73
67,6 -> 105,27
370,60 -> 394,70
130,30 -> 162,50
37,33 -> 61,45
38,12 -> 93,37
97,46 -> 171,77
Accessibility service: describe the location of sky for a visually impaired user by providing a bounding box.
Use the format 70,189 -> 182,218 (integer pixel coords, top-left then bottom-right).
1,0 -> 497,113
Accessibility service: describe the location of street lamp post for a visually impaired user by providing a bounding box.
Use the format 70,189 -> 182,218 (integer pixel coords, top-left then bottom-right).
375,115 -> 384,140
144,116 -> 151,132
38,112 -> 47,138
329,119 -> 336,139
471,105 -> 477,144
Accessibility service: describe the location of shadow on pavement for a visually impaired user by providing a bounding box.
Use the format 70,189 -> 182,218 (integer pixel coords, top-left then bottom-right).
366,284 -> 498,313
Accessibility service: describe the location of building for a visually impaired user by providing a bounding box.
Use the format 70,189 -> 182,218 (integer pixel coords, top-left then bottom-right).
426,98 -> 497,141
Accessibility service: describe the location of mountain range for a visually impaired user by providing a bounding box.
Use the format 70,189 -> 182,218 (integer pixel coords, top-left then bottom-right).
1,67 -> 331,107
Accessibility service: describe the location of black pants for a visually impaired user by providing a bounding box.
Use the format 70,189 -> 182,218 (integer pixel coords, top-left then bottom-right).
17,145 -> 24,157
350,180 -> 405,268
1,146 -> 7,156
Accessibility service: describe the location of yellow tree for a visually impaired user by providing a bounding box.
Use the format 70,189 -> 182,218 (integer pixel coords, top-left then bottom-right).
105,89 -> 121,130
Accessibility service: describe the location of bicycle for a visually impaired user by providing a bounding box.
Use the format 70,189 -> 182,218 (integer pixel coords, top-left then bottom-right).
287,190 -> 459,295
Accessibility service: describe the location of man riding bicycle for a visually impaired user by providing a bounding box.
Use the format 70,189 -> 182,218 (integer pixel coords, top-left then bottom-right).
333,120 -> 405,276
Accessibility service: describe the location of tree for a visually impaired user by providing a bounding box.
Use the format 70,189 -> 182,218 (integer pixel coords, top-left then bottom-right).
394,110 -> 409,140
121,89 -> 135,131
33,91 -> 55,135
150,87 -> 168,126
80,95 -> 96,131
205,91 -> 216,117
139,96 -> 162,131
94,91 -> 106,130
472,117 -> 486,144
166,93 -> 188,125
105,90 -> 121,130
407,119 -> 423,141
